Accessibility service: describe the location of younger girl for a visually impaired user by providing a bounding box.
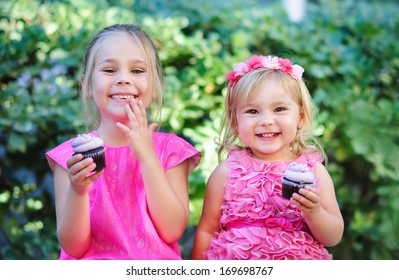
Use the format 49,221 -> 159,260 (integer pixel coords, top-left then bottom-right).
46,24 -> 201,260
192,55 -> 343,260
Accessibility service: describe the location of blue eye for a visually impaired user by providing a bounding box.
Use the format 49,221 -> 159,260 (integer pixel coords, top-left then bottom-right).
132,69 -> 144,74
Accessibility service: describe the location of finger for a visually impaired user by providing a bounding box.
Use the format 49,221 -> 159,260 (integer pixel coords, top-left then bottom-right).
124,103 -> 138,127
292,192 -> 313,209
136,100 -> 148,124
129,98 -> 147,127
69,163 -> 97,192
69,158 -> 94,179
86,169 -> 104,181
68,156 -> 93,174
116,121 -> 131,134
299,187 -> 319,204
67,153 -> 83,168
148,123 -> 158,134
74,161 -> 96,178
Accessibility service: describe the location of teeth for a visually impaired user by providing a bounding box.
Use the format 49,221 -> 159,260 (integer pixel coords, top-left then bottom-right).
111,95 -> 136,100
260,133 -> 275,137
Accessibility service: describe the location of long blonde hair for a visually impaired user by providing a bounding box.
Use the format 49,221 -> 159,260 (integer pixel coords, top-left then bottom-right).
218,68 -> 326,163
80,24 -> 163,130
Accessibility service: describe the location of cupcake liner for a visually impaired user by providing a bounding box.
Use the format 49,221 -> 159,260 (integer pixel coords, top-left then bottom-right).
74,146 -> 105,172
281,177 -> 314,199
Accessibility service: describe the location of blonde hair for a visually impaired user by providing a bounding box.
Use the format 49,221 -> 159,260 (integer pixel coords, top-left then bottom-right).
80,24 -> 163,130
218,68 -> 326,163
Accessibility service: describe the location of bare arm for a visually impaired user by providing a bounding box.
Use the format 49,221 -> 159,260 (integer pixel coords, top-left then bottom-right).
292,162 -> 344,246
116,99 -> 190,243
192,161 -> 227,259
54,155 -> 103,258
140,154 -> 190,243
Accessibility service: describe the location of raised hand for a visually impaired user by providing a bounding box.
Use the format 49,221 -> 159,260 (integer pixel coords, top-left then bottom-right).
116,98 -> 158,162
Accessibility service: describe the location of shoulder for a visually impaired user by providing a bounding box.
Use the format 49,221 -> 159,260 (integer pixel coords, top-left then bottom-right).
203,161 -> 228,209
208,160 -> 228,187
153,132 -> 190,147
297,151 -> 324,169
314,161 -> 332,181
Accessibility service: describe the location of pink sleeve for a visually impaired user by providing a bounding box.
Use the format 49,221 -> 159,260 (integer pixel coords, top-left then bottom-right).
45,139 -> 74,172
155,133 -> 201,173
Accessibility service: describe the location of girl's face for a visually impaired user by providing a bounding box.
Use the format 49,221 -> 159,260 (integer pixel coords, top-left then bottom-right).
90,32 -> 150,124
235,79 -> 304,162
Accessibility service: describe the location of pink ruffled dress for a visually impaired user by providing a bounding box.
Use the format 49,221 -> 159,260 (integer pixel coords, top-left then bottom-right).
46,131 -> 201,260
204,149 -> 332,260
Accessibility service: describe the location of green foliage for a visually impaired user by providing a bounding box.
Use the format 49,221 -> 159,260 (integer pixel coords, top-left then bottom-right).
1,0 -> 398,260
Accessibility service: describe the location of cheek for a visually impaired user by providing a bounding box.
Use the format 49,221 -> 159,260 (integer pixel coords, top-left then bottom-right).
138,78 -> 151,102
236,118 -> 252,137
90,78 -> 104,95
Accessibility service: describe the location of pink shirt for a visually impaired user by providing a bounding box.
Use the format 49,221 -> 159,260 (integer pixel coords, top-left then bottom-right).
46,131 -> 201,260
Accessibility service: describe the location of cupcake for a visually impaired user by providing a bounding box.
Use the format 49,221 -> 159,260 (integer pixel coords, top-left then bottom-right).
281,162 -> 315,199
71,134 -> 105,172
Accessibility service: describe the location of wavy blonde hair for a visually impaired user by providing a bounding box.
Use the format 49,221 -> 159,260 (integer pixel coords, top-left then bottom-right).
80,24 -> 163,131
218,68 -> 326,163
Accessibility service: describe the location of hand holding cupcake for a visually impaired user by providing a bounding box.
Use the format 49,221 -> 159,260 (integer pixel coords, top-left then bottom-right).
71,134 -> 106,172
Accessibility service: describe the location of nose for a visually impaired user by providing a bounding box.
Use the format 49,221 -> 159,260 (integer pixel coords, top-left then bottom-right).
259,113 -> 274,126
116,71 -> 132,85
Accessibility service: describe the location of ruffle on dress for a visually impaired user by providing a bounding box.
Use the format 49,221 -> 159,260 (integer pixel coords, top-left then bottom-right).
204,149 -> 332,260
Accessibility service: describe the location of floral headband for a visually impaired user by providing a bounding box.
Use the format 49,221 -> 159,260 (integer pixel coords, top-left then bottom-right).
226,55 -> 304,87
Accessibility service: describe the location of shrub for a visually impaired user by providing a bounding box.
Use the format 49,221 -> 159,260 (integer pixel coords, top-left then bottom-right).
1,0 -> 398,259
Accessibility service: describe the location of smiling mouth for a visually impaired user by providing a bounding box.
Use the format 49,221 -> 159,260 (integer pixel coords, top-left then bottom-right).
110,94 -> 138,100
257,133 -> 279,138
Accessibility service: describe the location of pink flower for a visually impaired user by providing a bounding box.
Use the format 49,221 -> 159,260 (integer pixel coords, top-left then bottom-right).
246,55 -> 264,71
262,56 -> 280,69
291,65 -> 304,80
226,55 -> 305,87
278,58 -> 293,73
226,70 -> 238,87
226,70 -> 234,79
234,62 -> 248,76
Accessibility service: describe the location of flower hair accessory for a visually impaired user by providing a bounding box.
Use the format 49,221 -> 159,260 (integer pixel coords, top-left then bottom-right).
226,55 -> 305,87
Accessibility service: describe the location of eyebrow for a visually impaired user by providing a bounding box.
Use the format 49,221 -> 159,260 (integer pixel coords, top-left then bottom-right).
241,100 -> 294,110
98,58 -> 146,65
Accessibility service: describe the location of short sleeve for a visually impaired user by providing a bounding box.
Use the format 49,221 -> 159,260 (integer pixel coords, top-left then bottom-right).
154,133 -> 201,173
45,139 -> 74,172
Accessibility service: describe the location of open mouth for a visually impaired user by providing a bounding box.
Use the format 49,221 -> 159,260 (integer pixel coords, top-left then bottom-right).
110,94 -> 138,100
257,133 -> 279,138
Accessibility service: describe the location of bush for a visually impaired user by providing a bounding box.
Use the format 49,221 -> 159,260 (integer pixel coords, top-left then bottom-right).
1,0 -> 398,259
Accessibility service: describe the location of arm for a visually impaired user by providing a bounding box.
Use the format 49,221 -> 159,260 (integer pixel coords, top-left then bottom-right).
140,153 -> 190,243
292,161 -> 344,247
116,99 -> 190,243
192,161 -> 227,259
54,154 -> 103,258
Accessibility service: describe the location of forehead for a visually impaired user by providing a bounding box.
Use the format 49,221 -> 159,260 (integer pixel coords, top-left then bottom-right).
95,32 -> 146,62
247,79 -> 291,102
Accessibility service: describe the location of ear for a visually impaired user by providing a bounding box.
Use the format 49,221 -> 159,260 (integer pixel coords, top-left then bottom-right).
81,74 -> 92,99
297,107 -> 305,129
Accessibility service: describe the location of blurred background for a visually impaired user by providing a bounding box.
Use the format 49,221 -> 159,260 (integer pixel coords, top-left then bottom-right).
0,0 -> 398,260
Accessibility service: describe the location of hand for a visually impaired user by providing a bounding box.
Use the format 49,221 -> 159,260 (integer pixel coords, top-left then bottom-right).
291,186 -> 321,218
116,98 -> 158,162
67,154 -> 103,195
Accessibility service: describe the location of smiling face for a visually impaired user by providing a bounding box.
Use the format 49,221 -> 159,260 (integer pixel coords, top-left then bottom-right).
235,78 -> 304,162
89,32 -> 150,125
